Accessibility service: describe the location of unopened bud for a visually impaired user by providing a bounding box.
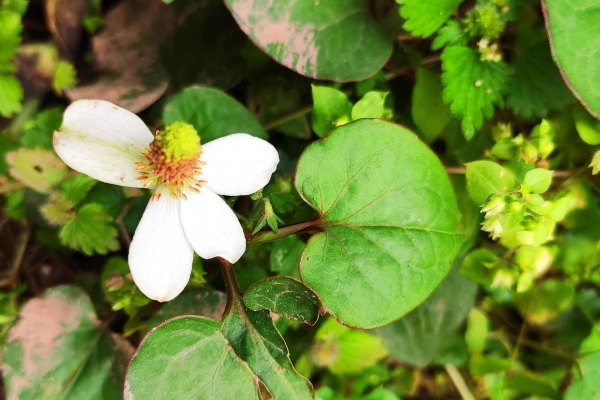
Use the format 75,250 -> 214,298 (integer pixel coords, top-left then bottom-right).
482,216 -> 503,239
520,215 -> 539,230
520,144 -> 539,164
481,195 -> 506,216
512,134 -> 525,146
508,199 -> 524,213
492,269 -> 515,289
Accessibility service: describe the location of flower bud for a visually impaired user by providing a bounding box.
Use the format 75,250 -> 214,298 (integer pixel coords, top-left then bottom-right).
508,199 -> 524,213
481,195 -> 506,216
520,144 -> 539,164
520,215 -> 539,230
492,269 -> 515,289
512,134 -> 524,146
482,216 -> 503,239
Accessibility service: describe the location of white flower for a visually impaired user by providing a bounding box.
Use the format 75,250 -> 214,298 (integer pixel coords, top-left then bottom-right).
53,100 -> 279,302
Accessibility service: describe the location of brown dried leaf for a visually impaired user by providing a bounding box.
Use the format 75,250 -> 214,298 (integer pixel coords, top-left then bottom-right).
45,0 -> 86,59
66,0 -> 172,113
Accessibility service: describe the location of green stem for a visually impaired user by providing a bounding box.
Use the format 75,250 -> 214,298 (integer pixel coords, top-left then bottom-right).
445,364 -> 475,400
219,257 -> 242,317
262,105 -> 313,131
247,219 -> 322,244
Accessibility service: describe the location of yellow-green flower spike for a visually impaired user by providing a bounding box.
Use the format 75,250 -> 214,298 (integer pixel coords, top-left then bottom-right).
155,122 -> 201,161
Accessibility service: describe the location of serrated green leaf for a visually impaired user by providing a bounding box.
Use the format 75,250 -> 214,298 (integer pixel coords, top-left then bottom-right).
441,45 -> 511,139
224,0 -> 392,81
506,42 -> 575,119
126,316 -> 261,400
465,160 -> 514,206
3,285 -> 132,400
222,287 -> 314,399
524,168 -> 553,194
61,174 -> 98,205
295,119 -> 463,328
311,85 -> 352,138
399,0 -> 463,38
52,60 -> 77,93
244,277 -> 322,325
84,182 -> 125,219
0,74 -> 23,118
376,267 -> 476,367
101,256 -> 149,316
20,107 -> 63,149
543,0 -> 600,118
0,10 -> 22,66
59,203 -> 120,255
351,91 -> 388,120
431,19 -> 468,50
163,86 -> 267,143
412,68 -> 452,143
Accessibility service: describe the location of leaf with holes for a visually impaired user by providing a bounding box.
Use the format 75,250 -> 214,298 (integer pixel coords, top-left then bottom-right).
2,285 -> 133,400
295,119 -> 464,328
224,0 -> 392,81
244,276 -> 322,325
542,0 -> 600,118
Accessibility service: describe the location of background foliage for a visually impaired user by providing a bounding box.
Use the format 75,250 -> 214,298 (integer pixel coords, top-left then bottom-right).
2,0 -> 600,399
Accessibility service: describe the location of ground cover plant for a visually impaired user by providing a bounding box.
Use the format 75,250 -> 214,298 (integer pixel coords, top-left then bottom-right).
1,0 -> 600,398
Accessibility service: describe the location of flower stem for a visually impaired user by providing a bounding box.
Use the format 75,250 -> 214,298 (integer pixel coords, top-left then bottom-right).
246,219 -> 322,244
218,257 -> 242,317
445,364 -> 475,400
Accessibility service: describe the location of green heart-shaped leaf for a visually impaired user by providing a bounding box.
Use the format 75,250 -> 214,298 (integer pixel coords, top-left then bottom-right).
126,316 -> 260,400
224,0 -> 392,81
376,267 -> 476,367
295,119 -> 464,328
542,0 -> 600,118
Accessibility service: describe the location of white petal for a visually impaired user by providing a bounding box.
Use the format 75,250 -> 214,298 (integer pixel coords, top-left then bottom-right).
180,188 -> 246,263
200,133 -> 279,196
53,99 -> 154,188
129,195 -> 194,302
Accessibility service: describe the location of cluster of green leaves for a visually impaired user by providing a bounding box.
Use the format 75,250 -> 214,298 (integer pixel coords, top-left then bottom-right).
0,1 -> 26,117
1,108 -> 125,255
2,0 -> 600,398
402,0 -> 575,139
